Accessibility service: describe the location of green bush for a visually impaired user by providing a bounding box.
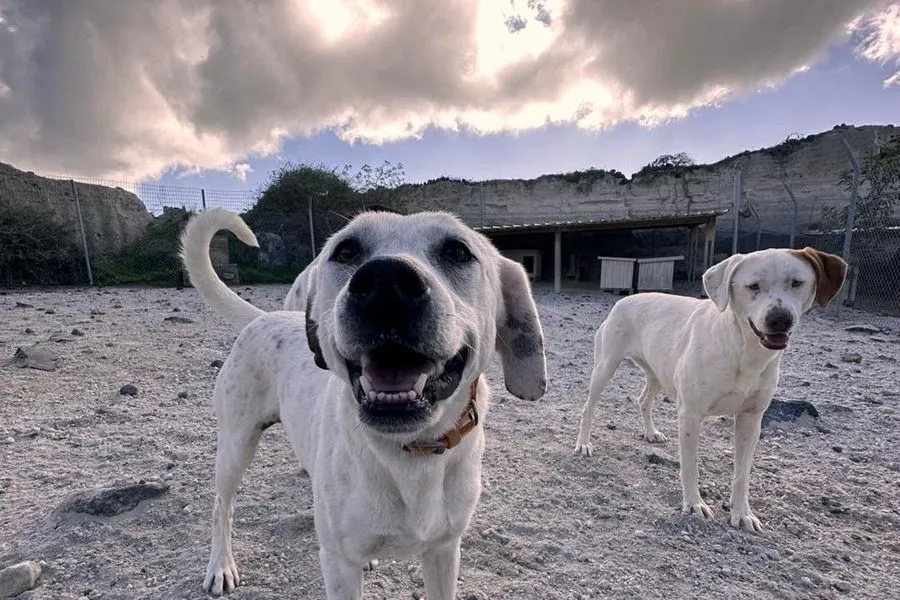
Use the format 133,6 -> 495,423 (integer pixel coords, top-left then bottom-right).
0,203 -> 86,285
96,207 -> 192,285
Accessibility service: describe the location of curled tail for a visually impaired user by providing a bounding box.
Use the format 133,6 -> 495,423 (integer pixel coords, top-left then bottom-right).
180,209 -> 264,331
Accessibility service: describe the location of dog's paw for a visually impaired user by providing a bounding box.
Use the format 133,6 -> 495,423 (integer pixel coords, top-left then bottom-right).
203,555 -> 240,596
574,437 -> 593,457
681,500 -> 714,520
363,559 -> 379,572
730,507 -> 763,533
643,429 -> 667,443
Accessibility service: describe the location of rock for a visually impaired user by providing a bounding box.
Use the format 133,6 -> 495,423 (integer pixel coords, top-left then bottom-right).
177,391 -> 189,399
54,482 -> 169,518
762,399 -> 819,429
0,161 -> 151,258
210,359 -> 224,368
833,580 -> 851,593
44,308 -> 55,314
14,301 -> 33,308
647,453 -> 679,468
844,324 -> 880,334
0,560 -> 42,597
71,328 -> 84,337
24,328 -> 34,334
840,353 -> 862,364
164,315 -> 194,324
256,232 -> 288,269
119,384 -> 139,396
8,345 -> 58,371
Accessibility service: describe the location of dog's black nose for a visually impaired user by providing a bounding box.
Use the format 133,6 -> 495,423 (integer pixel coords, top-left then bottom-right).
764,308 -> 793,333
348,257 -> 430,314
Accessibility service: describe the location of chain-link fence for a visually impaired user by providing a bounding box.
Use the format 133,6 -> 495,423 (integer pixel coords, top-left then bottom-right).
1,161 -> 897,321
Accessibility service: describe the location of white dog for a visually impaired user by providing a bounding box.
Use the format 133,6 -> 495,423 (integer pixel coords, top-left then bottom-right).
180,209 -> 547,598
574,247 -> 846,531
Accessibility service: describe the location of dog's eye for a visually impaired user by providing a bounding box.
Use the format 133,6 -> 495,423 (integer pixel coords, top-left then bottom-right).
331,239 -> 362,265
747,283 -> 760,292
791,279 -> 804,288
441,239 -> 474,264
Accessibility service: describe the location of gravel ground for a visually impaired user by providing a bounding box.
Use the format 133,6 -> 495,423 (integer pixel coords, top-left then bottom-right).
1,284 -> 898,600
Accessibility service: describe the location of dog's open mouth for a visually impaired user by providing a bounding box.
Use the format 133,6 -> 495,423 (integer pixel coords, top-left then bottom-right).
748,319 -> 790,350
345,343 -> 470,430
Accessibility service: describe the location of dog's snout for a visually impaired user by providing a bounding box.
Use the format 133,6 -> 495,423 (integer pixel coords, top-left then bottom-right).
764,308 -> 793,333
348,257 -> 430,313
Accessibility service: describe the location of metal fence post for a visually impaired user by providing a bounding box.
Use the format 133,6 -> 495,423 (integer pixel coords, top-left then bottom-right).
201,188 -> 207,211
731,168 -> 742,255
70,179 -> 94,286
782,183 -> 798,248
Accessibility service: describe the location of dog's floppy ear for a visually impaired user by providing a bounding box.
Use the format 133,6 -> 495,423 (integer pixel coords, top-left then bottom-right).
787,247 -> 848,308
495,257 -> 547,401
304,280 -> 329,370
702,253 -> 744,312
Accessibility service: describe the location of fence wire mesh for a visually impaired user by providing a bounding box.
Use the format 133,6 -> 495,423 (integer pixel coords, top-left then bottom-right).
0,168 -> 897,323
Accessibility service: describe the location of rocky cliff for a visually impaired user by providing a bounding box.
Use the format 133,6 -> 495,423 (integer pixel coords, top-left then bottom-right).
392,124 -> 898,241
0,162 -> 152,259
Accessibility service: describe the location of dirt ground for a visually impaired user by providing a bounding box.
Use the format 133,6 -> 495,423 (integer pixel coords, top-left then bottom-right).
1,284 -> 898,600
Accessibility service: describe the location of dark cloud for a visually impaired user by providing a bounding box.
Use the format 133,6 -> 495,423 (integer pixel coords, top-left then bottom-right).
0,0 -> 894,180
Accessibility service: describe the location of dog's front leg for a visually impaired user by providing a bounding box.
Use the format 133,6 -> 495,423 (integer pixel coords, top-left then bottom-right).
729,410 -> 764,532
421,538 -> 461,600
320,548 -> 363,600
678,411 -> 714,519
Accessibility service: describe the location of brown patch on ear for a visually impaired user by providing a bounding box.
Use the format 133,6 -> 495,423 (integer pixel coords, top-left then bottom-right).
305,294 -> 329,370
787,247 -> 848,308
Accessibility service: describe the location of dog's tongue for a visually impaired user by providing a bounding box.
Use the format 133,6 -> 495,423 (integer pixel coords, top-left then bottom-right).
362,364 -> 427,392
764,333 -> 789,349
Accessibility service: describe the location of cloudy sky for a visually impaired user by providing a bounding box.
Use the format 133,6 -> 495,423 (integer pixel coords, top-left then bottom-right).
0,0 -> 898,191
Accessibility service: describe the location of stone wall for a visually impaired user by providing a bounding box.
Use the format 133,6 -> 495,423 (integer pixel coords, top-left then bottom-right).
393,124 -> 898,242
0,162 -> 152,259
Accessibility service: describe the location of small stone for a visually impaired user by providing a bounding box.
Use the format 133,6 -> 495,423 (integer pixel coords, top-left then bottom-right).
824,362 -> 838,369
54,482 -> 169,518
605,423 -> 617,430
210,359 -> 224,369
647,453 -> 678,468
24,328 -> 34,334
0,560 -> 42,597
833,580 -> 851,593
832,445 -> 843,453
177,391 -> 189,399
164,315 -> 194,324
44,308 -> 55,314
844,324 -> 880,334
0,437 -> 14,445
119,384 -> 139,397
14,301 -> 33,308
71,328 -> 84,337
840,353 -> 862,364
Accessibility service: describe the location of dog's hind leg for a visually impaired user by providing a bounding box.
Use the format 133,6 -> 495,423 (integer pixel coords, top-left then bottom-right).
632,360 -> 666,443
575,341 -> 620,457
203,422 -> 264,596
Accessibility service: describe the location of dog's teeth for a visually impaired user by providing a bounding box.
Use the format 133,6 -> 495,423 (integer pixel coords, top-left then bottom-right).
368,390 -> 377,401
360,375 -> 373,395
408,391 -> 418,400
413,374 -> 428,395
376,392 -> 386,401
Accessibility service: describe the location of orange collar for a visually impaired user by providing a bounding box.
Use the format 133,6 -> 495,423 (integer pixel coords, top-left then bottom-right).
403,378 -> 480,457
